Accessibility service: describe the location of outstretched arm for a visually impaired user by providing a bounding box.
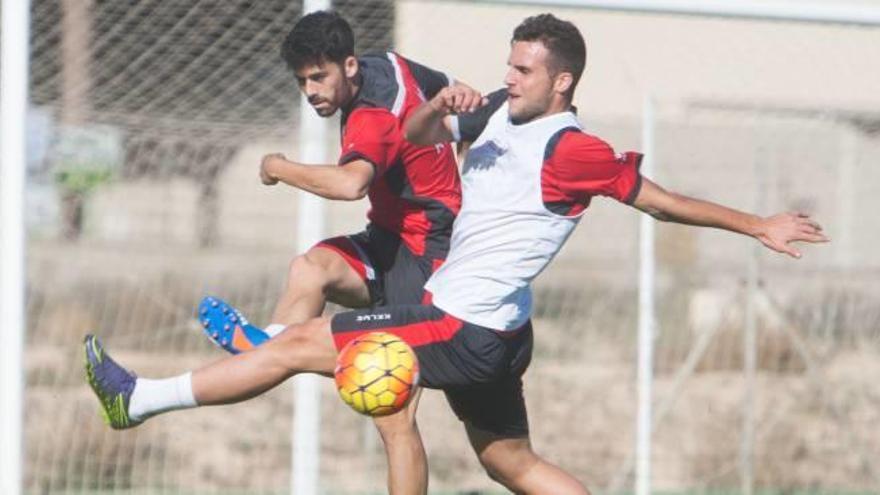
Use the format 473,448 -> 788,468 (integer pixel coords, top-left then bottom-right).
259,153 -> 374,201
405,83 -> 487,145
632,178 -> 829,258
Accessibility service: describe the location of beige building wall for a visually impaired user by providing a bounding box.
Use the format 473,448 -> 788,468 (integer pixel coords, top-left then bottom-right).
397,1 -> 880,119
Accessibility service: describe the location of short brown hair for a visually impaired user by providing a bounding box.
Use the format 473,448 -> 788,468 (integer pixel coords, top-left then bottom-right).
512,14 -> 586,97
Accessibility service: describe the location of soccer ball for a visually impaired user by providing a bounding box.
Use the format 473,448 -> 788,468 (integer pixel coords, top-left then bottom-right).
334,332 -> 419,416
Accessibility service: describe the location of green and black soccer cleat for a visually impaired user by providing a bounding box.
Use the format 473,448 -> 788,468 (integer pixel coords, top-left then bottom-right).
83,334 -> 140,430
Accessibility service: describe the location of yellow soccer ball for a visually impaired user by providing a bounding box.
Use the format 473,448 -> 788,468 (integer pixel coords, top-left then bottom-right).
334,332 -> 419,416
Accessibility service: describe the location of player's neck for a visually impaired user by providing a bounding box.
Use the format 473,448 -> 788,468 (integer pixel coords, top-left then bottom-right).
341,73 -> 363,112
545,97 -> 573,118
513,102 -> 575,125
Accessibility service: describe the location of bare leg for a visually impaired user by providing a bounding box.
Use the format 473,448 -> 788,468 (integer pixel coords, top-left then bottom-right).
466,422 -> 590,495
192,317 -> 337,405
373,389 -> 428,495
239,246 -> 429,494
270,246 -> 371,326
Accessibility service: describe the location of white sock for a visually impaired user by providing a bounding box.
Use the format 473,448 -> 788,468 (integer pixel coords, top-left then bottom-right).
129,372 -> 198,422
264,323 -> 287,338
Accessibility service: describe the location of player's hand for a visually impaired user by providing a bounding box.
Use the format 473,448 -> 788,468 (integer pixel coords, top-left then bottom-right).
754,211 -> 829,258
260,153 -> 286,186
428,84 -> 488,115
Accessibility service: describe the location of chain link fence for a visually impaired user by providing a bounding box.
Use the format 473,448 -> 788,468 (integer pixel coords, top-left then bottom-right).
11,0 -> 880,493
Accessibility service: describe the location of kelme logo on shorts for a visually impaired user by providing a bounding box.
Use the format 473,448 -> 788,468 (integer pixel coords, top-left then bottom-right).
356,313 -> 392,322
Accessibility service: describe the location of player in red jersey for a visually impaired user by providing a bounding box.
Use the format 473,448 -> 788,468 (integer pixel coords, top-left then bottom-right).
190,11 -> 483,495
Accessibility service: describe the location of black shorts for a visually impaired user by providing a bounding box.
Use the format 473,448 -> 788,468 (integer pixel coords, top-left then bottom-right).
316,225 -> 443,307
331,304 -> 533,437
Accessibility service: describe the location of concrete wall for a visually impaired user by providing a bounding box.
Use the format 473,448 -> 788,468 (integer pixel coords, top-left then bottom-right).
397,1 -> 880,119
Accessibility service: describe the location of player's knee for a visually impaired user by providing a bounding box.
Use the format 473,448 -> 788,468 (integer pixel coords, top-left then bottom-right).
373,411 -> 417,443
478,441 -> 538,490
480,459 -> 515,488
372,387 -> 421,444
286,253 -> 331,291
268,318 -> 329,368
273,322 -> 305,345
262,323 -> 307,368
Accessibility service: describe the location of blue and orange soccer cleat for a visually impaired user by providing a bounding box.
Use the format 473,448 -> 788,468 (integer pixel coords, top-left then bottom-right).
198,296 -> 270,354
83,334 -> 140,430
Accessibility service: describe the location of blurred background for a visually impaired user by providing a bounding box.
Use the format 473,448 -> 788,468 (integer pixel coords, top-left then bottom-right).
4,0 -> 880,493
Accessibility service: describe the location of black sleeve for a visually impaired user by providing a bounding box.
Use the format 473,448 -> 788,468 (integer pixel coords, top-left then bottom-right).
455,88 -> 507,142
403,56 -> 450,100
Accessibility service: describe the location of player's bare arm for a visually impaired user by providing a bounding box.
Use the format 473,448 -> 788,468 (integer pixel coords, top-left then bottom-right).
405,83 -> 486,145
632,177 -> 829,258
259,152 -> 374,201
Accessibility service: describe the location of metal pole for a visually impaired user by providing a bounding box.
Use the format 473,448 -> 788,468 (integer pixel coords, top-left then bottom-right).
469,0 -> 880,26
636,93 -> 657,495
1,1 -> 31,494
835,128 -> 856,268
742,246 -> 758,495
741,143 -> 766,495
291,3 -> 330,494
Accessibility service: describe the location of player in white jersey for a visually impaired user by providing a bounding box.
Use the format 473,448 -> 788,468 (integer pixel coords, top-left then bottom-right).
403,13 -> 828,493
84,13 -> 827,494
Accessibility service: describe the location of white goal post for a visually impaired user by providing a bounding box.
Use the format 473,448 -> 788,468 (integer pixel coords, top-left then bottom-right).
1,1 -> 31,495
293,2 -> 331,495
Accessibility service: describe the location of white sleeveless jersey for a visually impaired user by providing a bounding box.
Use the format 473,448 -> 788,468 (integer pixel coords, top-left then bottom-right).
425,103 -> 585,331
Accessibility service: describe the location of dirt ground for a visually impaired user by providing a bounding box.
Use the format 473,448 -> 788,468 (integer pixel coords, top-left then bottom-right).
21,244 -> 880,494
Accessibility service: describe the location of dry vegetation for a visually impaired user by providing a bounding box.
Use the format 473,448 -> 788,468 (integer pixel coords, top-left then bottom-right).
22,252 -> 880,494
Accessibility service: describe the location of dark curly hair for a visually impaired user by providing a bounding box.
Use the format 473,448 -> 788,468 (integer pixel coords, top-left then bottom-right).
512,14 -> 586,97
281,11 -> 355,71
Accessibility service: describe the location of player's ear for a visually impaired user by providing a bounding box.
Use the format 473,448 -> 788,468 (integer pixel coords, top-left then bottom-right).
554,72 -> 574,96
344,56 -> 358,79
